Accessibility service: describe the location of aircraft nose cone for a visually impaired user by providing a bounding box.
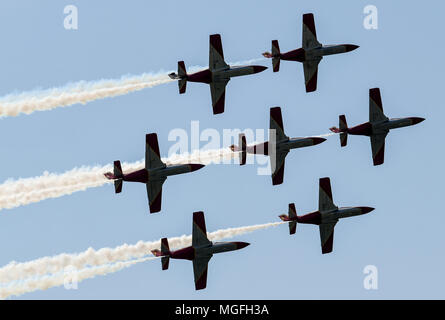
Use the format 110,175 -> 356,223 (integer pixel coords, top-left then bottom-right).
311,137 -> 327,145
234,242 -> 250,249
189,164 -> 205,172
359,206 -> 375,214
252,65 -> 268,73
411,117 -> 425,125
345,44 -> 359,52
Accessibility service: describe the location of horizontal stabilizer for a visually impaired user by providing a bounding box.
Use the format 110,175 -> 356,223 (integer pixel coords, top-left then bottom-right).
272,40 -> 280,72
161,237 -> 170,255
340,132 -> 348,147
114,179 -> 122,194
239,134 -> 247,165
288,203 -> 297,234
113,160 -> 123,178
178,61 -> 187,94
161,256 -> 170,270
178,79 -> 187,94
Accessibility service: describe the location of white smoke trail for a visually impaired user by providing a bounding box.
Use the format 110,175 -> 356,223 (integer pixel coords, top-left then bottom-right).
0,148 -> 236,210
0,57 -> 267,118
0,257 -> 157,299
0,72 -> 174,118
314,132 -> 337,138
0,221 -> 284,284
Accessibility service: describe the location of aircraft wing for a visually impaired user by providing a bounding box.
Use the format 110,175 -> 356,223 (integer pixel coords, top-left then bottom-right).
370,133 -> 387,166
146,177 -> 166,213
319,222 -> 337,254
302,57 -> 322,92
270,107 -> 287,142
209,34 -> 229,71
271,150 -> 288,185
302,13 -> 321,49
319,177 -> 337,212
146,133 -> 165,170
369,88 -> 388,123
193,255 -> 212,290
210,79 -> 229,114
192,211 -> 212,247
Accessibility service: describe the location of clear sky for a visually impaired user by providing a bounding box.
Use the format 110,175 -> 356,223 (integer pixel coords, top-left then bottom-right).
0,0 -> 442,299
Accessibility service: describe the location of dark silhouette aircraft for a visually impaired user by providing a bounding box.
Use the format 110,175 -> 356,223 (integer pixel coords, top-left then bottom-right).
169,34 -> 267,114
330,88 -> 425,165
230,106 -> 326,185
152,211 -> 250,290
104,133 -> 205,213
279,177 -> 374,254
262,13 -> 359,92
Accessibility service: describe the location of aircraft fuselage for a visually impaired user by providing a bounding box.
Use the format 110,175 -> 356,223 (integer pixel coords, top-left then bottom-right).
280,44 -> 358,63
109,164 -> 204,184
166,241 -> 250,261
185,65 -> 267,84
287,206 -> 374,225
243,137 -> 326,156
346,117 -> 425,137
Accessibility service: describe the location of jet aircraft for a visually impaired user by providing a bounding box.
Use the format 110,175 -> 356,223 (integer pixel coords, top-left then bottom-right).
169,34 -> 267,114
279,177 -> 374,254
262,13 -> 359,92
152,211 -> 250,290
230,106 -> 326,185
330,88 -> 425,165
104,133 -> 205,213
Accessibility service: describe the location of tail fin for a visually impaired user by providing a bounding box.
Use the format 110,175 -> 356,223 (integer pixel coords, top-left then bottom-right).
113,161 -> 123,193
271,40 -> 280,72
339,115 -> 348,147
178,61 -> 187,94
238,133 -> 247,166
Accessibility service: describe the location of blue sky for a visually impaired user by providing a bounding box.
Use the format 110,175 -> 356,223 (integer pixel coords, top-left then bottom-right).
0,0 -> 442,299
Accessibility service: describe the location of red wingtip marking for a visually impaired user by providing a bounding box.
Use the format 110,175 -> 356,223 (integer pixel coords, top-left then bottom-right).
195,267 -> 208,290
149,189 -> 162,213
146,133 -> 161,158
303,13 -> 317,38
193,211 -> 207,234
369,88 -> 383,110
319,177 -> 333,199
322,232 -> 334,254
306,70 -> 318,92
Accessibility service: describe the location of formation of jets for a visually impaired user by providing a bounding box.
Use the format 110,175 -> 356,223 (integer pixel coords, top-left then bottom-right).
103,13 -> 424,290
